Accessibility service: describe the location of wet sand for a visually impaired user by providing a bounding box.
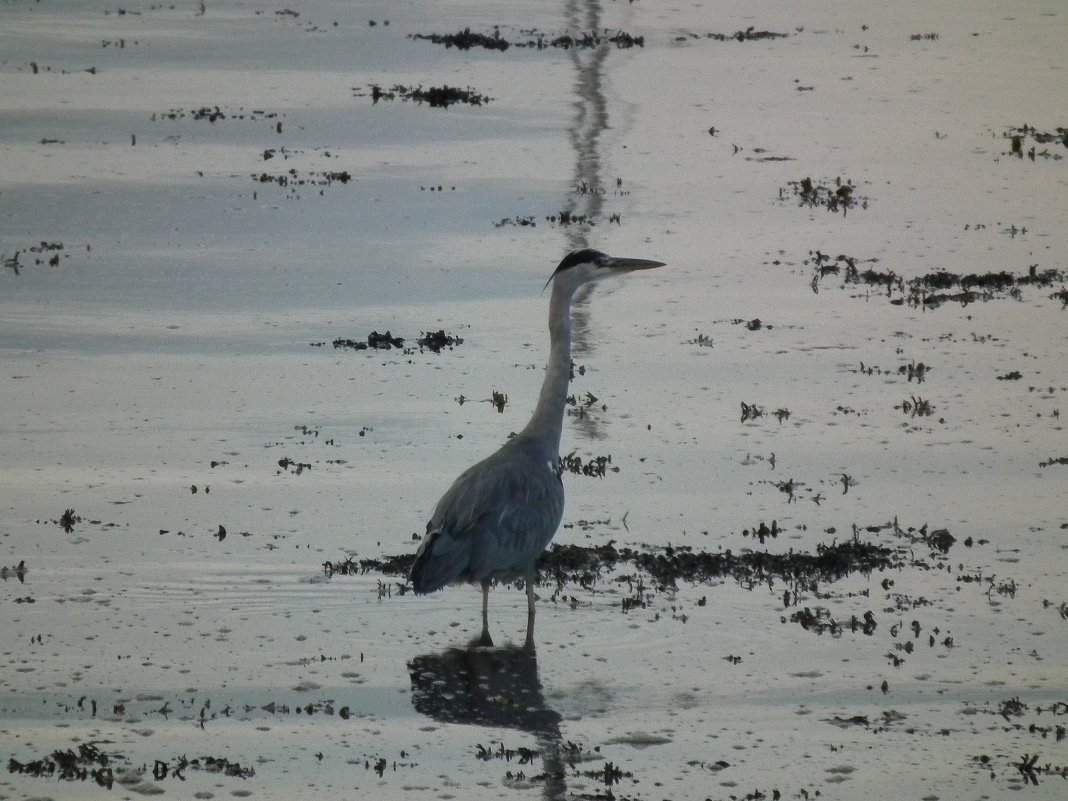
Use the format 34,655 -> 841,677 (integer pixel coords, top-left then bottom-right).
2,1 -> 1067,798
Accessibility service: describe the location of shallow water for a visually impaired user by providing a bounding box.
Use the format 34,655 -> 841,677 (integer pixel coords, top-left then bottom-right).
2,1 -> 1067,799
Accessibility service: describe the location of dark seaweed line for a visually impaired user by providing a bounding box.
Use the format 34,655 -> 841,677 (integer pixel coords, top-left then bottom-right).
332,534 -> 902,595
810,250 -> 1068,308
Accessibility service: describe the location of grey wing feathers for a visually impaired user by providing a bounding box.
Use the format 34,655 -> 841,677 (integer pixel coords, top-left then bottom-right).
409,441 -> 564,593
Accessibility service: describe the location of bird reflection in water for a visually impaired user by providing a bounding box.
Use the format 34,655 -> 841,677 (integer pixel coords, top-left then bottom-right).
408,644 -> 566,799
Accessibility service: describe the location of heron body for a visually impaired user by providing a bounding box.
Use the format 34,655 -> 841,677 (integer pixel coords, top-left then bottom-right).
409,248 -> 665,648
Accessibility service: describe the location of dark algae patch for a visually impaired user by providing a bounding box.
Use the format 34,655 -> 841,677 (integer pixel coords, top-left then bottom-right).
549,30 -> 645,49
536,532 -> 898,591
4,241 -> 86,275
673,27 -> 790,43
361,84 -> 492,108
59,508 -> 81,533
808,249 -> 1068,308
559,451 -> 616,478
417,330 -> 465,353
152,105 -> 285,132
705,27 -> 790,42
8,741 -> 123,788
410,27 -> 646,50
8,742 -> 255,790
494,180 -> 631,229
781,176 -> 868,214
0,559 -> 28,582
411,27 -> 511,51
322,330 -> 464,353
252,168 -> 353,191
338,518 -> 931,598
331,330 -> 405,351
1002,123 -> 1068,161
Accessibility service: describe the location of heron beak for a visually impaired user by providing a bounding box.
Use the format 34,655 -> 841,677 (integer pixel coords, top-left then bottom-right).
603,256 -> 667,274
543,253 -> 666,293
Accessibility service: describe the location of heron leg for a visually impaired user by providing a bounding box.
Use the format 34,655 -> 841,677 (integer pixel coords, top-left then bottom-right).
524,575 -> 536,650
475,580 -> 494,647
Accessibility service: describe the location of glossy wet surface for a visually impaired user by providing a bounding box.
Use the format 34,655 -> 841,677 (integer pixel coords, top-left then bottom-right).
2,1 -> 1066,798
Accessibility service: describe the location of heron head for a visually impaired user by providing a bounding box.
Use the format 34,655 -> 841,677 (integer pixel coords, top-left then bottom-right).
543,248 -> 666,292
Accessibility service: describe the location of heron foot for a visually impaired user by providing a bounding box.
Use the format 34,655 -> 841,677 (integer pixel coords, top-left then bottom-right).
471,630 -> 494,648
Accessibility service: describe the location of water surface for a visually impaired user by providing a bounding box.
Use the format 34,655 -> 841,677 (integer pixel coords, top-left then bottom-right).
2,1 -> 1066,798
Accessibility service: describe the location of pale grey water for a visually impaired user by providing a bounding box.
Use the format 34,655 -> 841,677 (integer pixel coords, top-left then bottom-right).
2,1 -> 1067,799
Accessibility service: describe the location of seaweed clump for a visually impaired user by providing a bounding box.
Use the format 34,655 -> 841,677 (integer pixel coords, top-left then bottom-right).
538,536 -> 897,592
411,27 -> 646,50
324,330 -> 464,353
1004,124 -> 1068,161
363,84 -> 492,108
346,531 -> 901,596
410,27 -> 510,51
332,331 -> 404,351
706,27 -> 789,42
782,176 -> 867,214
417,330 -> 464,352
808,250 -> 1068,309
9,742 -> 122,788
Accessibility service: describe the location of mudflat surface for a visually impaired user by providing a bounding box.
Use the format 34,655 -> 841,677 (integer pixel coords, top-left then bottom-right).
1,1 -> 1066,799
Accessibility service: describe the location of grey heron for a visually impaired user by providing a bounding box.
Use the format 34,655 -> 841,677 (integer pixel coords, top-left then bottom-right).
409,248 -> 665,648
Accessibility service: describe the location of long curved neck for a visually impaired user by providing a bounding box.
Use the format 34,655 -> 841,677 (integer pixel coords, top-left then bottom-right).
518,278 -> 575,455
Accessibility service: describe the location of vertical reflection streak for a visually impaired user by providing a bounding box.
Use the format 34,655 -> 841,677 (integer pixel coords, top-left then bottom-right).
563,0 -> 608,441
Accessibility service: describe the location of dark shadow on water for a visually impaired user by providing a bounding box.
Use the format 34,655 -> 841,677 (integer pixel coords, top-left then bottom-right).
408,644 -> 566,799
